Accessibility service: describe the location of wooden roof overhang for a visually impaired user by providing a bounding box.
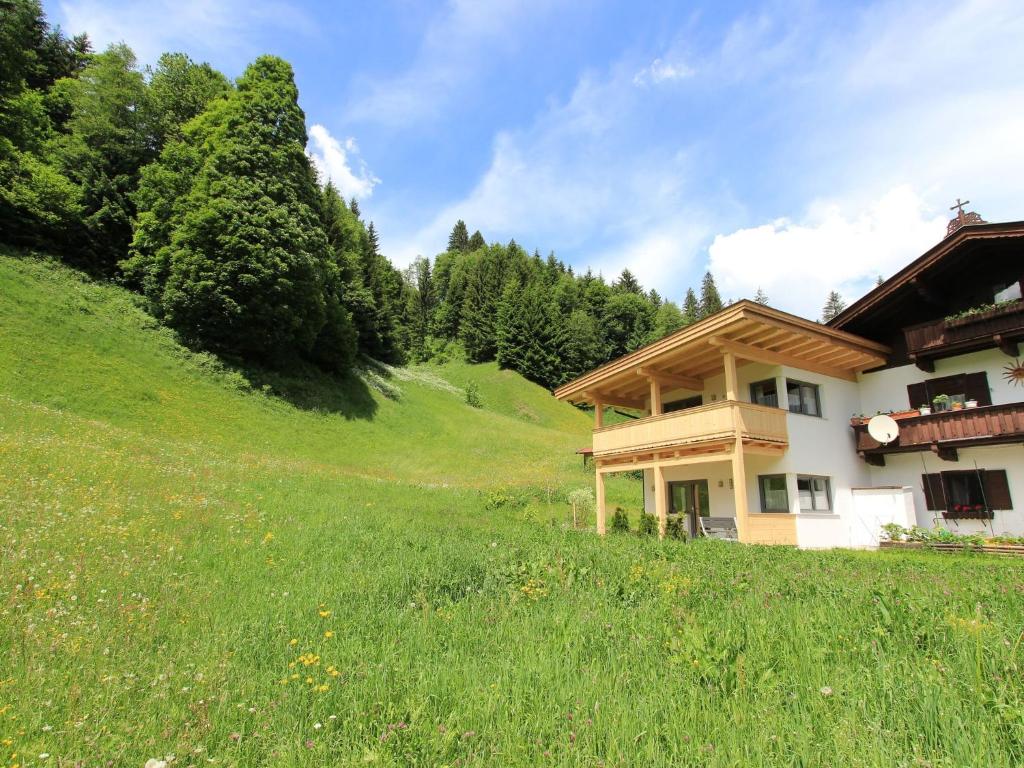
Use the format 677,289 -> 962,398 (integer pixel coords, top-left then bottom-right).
553,300 -> 891,408
828,221 -> 1024,337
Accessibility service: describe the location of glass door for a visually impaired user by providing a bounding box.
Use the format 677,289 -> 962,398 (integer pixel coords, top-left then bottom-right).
668,480 -> 710,536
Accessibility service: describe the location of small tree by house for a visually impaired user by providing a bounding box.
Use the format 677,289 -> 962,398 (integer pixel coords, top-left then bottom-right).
821,291 -> 847,323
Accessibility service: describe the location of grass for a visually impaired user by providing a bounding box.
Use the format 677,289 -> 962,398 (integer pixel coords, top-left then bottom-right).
1,250 -> 1023,767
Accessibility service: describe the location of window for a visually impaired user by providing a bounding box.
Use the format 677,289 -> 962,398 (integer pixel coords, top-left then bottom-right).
786,379 -> 821,416
921,470 -> 1013,519
797,475 -> 831,512
759,474 -> 789,512
664,395 -> 702,413
750,378 -> 778,408
994,280 -> 1022,303
907,373 -> 991,410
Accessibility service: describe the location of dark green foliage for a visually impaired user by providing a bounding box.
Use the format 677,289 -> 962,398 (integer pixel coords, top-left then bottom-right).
603,291 -> 654,358
558,309 -> 603,384
699,270 -> 723,318
448,219 -> 469,253
464,380 -> 482,408
146,52 -> 230,147
496,279 -> 561,388
614,268 -> 642,294
649,301 -> 684,343
665,515 -> 687,540
682,287 -> 700,325
821,290 -> 846,323
638,513 -> 658,536
611,508 -> 630,533
468,229 -> 485,251
128,56 -> 342,364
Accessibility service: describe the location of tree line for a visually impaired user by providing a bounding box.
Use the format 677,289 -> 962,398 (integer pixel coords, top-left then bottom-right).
1,1 -> 851,388
1,1 -> 406,372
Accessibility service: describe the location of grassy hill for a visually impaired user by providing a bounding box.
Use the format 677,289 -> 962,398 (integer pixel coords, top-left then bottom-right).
2,251 -> 1023,767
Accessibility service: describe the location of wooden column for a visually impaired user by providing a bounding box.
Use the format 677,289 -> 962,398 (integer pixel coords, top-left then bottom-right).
649,378 -> 663,416
595,469 -> 607,535
730,438 -> 749,543
654,464 -> 668,540
593,398 -> 604,429
723,351 -> 739,401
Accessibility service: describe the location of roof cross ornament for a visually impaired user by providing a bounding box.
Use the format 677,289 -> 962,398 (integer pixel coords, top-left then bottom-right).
946,197 -> 986,237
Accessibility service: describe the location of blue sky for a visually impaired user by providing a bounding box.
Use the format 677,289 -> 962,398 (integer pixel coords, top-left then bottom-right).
46,0 -> 1024,318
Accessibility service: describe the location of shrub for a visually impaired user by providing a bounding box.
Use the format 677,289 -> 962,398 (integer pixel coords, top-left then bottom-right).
485,487 -> 525,510
611,507 -> 630,533
665,516 -> 687,540
464,381 -> 482,408
567,487 -> 594,529
638,513 -> 658,536
881,523 -> 906,542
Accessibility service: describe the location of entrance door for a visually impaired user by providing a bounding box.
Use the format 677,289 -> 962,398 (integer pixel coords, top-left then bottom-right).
668,480 -> 710,536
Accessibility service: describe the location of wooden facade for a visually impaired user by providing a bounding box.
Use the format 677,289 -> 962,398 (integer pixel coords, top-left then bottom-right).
853,402 -> 1024,464
904,299 -> 1024,369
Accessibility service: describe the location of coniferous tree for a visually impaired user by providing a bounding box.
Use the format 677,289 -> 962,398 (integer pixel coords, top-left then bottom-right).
682,288 -> 700,325
448,219 -> 469,252
468,229 -> 485,251
875,274 -> 884,287
603,291 -> 654,358
649,301 -> 684,342
699,271 -> 723,318
460,262 -> 495,362
349,196 -> 360,218
754,287 -> 769,305
614,268 -> 642,294
558,309 -> 603,384
496,279 -> 560,388
821,291 -> 846,323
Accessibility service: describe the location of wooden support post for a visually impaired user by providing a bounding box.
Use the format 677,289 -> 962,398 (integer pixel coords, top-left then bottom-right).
730,439 -> 749,543
649,378 -> 663,416
654,464 -> 667,540
723,350 -> 739,401
593,398 -> 604,429
595,469 -> 607,535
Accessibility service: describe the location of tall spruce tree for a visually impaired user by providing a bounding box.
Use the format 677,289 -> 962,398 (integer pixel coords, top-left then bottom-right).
682,288 -> 700,325
496,279 -> 560,388
614,268 -> 642,294
821,291 -> 846,323
754,287 -> 769,305
468,229 -> 485,251
448,219 -> 469,253
699,271 -> 723,318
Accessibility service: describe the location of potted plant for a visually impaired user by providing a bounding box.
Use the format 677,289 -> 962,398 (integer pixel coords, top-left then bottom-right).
932,394 -> 950,412
965,398 -> 979,408
918,403 -> 931,415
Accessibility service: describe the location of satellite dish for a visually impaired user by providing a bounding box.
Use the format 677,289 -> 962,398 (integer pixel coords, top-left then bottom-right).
867,414 -> 899,445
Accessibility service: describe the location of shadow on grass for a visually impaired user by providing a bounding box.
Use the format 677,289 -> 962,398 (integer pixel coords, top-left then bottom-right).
231,358 -> 380,421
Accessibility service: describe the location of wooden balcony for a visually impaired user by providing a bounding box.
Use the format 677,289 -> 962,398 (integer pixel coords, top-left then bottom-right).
592,401 -> 788,463
904,300 -> 1024,368
853,402 -> 1024,464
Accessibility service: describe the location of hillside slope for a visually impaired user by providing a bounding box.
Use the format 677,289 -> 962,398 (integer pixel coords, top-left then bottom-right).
0,251 -> 593,490
2,251 -> 1022,768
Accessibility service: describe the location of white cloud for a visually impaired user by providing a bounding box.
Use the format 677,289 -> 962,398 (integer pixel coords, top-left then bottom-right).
707,186 -> 946,319
307,125 -> 379,200
346,0 -> 562,126
632,57 -> 694,87
56,0 -> 314,67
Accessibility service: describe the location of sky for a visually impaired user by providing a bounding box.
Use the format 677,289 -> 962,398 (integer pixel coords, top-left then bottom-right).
45,0 -> 1024,319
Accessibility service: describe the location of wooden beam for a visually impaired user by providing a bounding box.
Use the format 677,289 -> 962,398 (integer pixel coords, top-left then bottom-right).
910,276 -> 945,306
930,443 -> 959,462
709,337 -> 858,382
995,334 -> 1019,357
910,355 -> 936,373
859,451 -> 886,467
583,390 -> 645,410
593,399 -> 604,429
597,447 -> 735,473
723,351 -> 739,400
595,470 -> 606,535
649,377 -> 662,416
654,464 -> 667,540
731,434 -> 750,543
636,367 -> 703,390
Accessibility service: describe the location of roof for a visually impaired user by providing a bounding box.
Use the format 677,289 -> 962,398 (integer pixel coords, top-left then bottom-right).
829,220 -> 1024,332
554,300 -> 890,407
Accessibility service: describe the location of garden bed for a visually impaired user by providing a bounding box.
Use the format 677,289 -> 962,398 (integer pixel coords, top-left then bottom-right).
881,540 -> 1024,557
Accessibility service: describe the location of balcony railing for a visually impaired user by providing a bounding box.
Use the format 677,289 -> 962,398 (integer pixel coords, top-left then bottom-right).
904,300 -> 1024,360
853,402 -> 1024,457
593,400 -> 788,458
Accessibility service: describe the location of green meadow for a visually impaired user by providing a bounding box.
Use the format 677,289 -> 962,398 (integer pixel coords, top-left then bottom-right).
1,251 -> 1023,767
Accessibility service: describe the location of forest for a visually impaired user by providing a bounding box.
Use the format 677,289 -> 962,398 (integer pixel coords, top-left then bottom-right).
1,0 -> 784,391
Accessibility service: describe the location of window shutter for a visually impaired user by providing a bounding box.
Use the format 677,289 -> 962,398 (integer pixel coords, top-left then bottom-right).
982,470 -> 1013,510
907,382 -> 928,409
921,473 -> 946,510
963,372 -> 992,405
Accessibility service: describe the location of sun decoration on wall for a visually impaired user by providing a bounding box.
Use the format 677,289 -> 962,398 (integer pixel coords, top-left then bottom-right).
1003,359 -> 1024,387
